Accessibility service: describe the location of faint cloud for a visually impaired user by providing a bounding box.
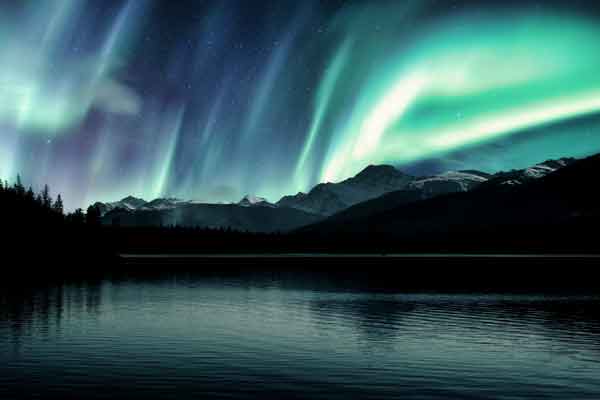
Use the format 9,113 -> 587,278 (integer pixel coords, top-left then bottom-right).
94,79 -> 141,116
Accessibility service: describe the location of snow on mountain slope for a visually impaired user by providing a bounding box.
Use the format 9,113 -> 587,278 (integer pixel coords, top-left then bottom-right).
94,196 -> 190,216
93,156 -> 577,231
277,165 -> 415,216
93,196 -> 147,216
104,202 -> 320,232
485,158 -> 576,187
408,171 -> 491,197
141,198 -> 189,210
238,195 -> 276,208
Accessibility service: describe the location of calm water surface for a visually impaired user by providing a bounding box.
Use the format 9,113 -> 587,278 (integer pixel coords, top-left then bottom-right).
1,269 -> 600,399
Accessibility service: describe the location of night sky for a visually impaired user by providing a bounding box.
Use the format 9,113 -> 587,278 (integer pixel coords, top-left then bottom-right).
2,0 -> 600,210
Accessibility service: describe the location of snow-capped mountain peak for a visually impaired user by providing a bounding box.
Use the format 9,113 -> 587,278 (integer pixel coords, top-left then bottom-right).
93,196 -> 147,216
119,196 -> 147,210
486,157 -> 576,187
92,156 -> 577,224
141,198 -> 188,210
408,170 -> 490,196
277,165 -> 414,216
238,195 -> 276,208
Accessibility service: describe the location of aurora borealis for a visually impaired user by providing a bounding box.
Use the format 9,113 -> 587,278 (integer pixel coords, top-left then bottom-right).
2,0 -> 600,209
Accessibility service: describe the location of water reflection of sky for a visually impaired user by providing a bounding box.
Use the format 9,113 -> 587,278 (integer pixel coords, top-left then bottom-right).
2,275 -> 600,399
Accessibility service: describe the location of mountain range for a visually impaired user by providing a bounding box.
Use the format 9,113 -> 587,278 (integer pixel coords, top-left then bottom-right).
95,156 -> 579,233
277,165 -> 414,216
296,153 -> 600,254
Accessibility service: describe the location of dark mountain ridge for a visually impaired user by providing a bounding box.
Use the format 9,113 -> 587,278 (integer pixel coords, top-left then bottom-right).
298,154 -> 599,244
94,156 -> 578,233
305,158 -> 575,228
277,165 -> 415,216
105,202 -> 321,233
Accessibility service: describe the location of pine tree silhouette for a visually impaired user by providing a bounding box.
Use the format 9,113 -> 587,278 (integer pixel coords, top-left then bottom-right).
42,184 -> 52,209
53,194 -> 64,215
14,174 -> 25,196
26,187 -> 35,203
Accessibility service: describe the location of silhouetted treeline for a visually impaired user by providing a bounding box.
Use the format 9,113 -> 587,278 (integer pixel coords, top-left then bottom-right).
108,217 -> 600,256
2,176 -> 110,266
1,175 -> 106,228
3,170 -> 600,276
1,176 -> 64,227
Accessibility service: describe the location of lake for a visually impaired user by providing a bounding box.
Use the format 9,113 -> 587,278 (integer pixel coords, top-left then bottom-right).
2,264 -> 600,399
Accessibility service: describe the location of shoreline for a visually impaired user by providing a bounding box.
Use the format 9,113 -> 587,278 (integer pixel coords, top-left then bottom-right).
120,253 -> 600,259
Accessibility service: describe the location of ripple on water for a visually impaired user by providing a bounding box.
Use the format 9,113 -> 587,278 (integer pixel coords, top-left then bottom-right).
1,275 -> 600,399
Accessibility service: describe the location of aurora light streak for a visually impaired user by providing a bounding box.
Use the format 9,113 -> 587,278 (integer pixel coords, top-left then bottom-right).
1,0 -> 600,209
